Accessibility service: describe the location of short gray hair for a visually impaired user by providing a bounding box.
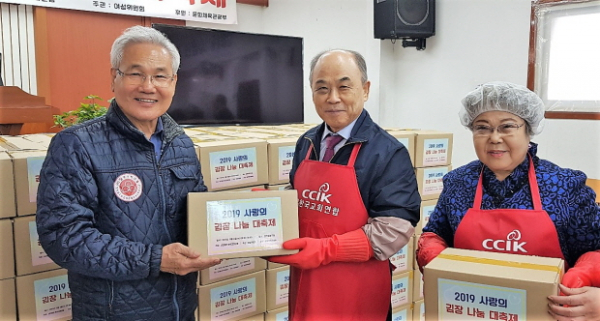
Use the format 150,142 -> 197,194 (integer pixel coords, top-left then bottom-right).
309,49 -> 368,85
110,25 -> 180,74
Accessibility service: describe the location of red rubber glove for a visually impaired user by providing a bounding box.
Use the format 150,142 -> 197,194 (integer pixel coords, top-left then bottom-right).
268,229 -> 373,269
562,250 -> 600,289
416,232 -> 448,273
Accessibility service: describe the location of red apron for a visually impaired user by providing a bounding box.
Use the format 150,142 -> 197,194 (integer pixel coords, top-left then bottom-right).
454,156 -> 565,262
288,142 -> 390,321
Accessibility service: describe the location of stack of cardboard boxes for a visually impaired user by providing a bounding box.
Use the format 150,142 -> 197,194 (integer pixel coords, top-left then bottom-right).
385,129 -> 453,321
0,125 -> 454,321
182,125 -> 308,321
0,134 -> 72,321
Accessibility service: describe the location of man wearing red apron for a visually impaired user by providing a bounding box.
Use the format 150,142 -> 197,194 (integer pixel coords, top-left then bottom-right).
269,50 -> 420,320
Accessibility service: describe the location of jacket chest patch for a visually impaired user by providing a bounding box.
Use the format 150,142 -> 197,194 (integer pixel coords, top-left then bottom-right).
114,173 -> 143,202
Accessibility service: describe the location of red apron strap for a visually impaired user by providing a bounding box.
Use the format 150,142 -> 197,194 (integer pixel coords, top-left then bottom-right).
474,155 -> 542,211
347,143 -> 361,167
305,144 -> 313,161
527,154 -> 543,211
305,141 -> 361,166
473,169 -> 484,209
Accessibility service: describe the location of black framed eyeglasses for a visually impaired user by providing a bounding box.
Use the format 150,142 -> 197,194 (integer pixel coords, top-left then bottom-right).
115,69 -> 174,88
471,123 -> 526,137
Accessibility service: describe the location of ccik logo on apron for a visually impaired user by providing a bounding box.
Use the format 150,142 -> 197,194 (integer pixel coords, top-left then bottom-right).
298,182 -> 340,216
482,229 -> 527,253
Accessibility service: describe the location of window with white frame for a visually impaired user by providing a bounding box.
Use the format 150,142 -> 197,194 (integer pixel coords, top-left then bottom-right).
533,0 -> 600,114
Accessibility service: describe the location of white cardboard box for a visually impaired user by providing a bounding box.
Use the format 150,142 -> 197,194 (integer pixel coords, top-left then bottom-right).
424,248 -> 564,321
391,271 -> 413,310
13,215 -> 60,276
390,236 -> 414,275
413,130 -> 453,168
195,139 -> 269,191
198,270 -> 266,321
265,266 -> 289,311
16,269 -> 71,321
0,278 -> 17,320
188,190 -> 299,259
415,199 -> 438,234
0,152 -> 16,219
9,151 -> 47,216
415,165 -> 451,201
266,138 -> 297,186
199,257 -> 267,286
0,218 -> 15,279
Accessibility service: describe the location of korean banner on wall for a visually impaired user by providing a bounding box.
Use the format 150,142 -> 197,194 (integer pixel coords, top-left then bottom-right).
0,0 -> 237,24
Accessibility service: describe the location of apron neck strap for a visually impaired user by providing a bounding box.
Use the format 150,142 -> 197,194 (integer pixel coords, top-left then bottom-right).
527,155 -> 543,210
305,144 -> 314,160
347,143 -> 361,167
304,142 -> 362,166
474,154 -> 542,210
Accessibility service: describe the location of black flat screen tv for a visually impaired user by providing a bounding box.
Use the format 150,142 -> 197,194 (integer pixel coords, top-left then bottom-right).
152,24 -> 304,126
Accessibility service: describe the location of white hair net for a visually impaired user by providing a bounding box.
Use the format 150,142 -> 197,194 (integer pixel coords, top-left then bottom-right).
459,81 -> 546,135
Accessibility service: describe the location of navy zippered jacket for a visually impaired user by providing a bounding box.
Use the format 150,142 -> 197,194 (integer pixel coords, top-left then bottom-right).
36,101 -> 206,320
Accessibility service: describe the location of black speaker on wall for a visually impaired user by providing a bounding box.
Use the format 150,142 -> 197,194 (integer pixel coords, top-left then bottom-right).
374,0 -> 435,49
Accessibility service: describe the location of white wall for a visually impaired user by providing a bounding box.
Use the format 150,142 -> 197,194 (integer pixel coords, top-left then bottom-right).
187,0 -> 598,179
380,0 -> 532,169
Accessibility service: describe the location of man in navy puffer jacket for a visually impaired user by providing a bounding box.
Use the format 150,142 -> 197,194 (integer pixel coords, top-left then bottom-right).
36,26 -> 221,321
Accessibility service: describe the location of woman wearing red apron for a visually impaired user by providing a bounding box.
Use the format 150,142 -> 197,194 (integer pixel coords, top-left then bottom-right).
270,50 -> 420,320
416,82 -> 600,320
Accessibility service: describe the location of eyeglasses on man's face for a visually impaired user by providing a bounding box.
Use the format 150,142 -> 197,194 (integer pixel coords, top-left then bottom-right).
115,69 -> 174,88
471,123 -> 525,137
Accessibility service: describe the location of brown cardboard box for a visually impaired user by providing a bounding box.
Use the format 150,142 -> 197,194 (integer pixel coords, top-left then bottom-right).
391,303 -> 412,321
265,266 -> 289,311
415,165 -> 451,201
21,134 -> 55,149
0,136 -> 17,151
266,138 -> 298,186
413,268 -> 424,302
413,300 -> 425,321
267,261 -> 287,270
195,139 -> 269,191
16,269 -> 71,321
413,130 -> 453,168
387,130 -> 416,167
220,185 -> 267,192
0,152 -> 16,219
237,313 -> 265,321
266,184 -> 291,191
0,278 -> 17,320
0,218 -> 15,279
413,235 -> 420,273
9,151 -> 47,216
391,271 -> 413,310
190,134 -> 234,143
424,248 -> 564,321
188,190 -> 299,259
415,199 -> 438,234
198,270 -> 266,321
265,306 -> 288,321
14,215 -> 60,276
390,236 -> 414,275
199,257 -> 267,285
0,136 -> 47,151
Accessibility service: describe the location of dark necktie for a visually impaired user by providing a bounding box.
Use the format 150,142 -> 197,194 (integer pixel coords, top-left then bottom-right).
322,134 -> 344,162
